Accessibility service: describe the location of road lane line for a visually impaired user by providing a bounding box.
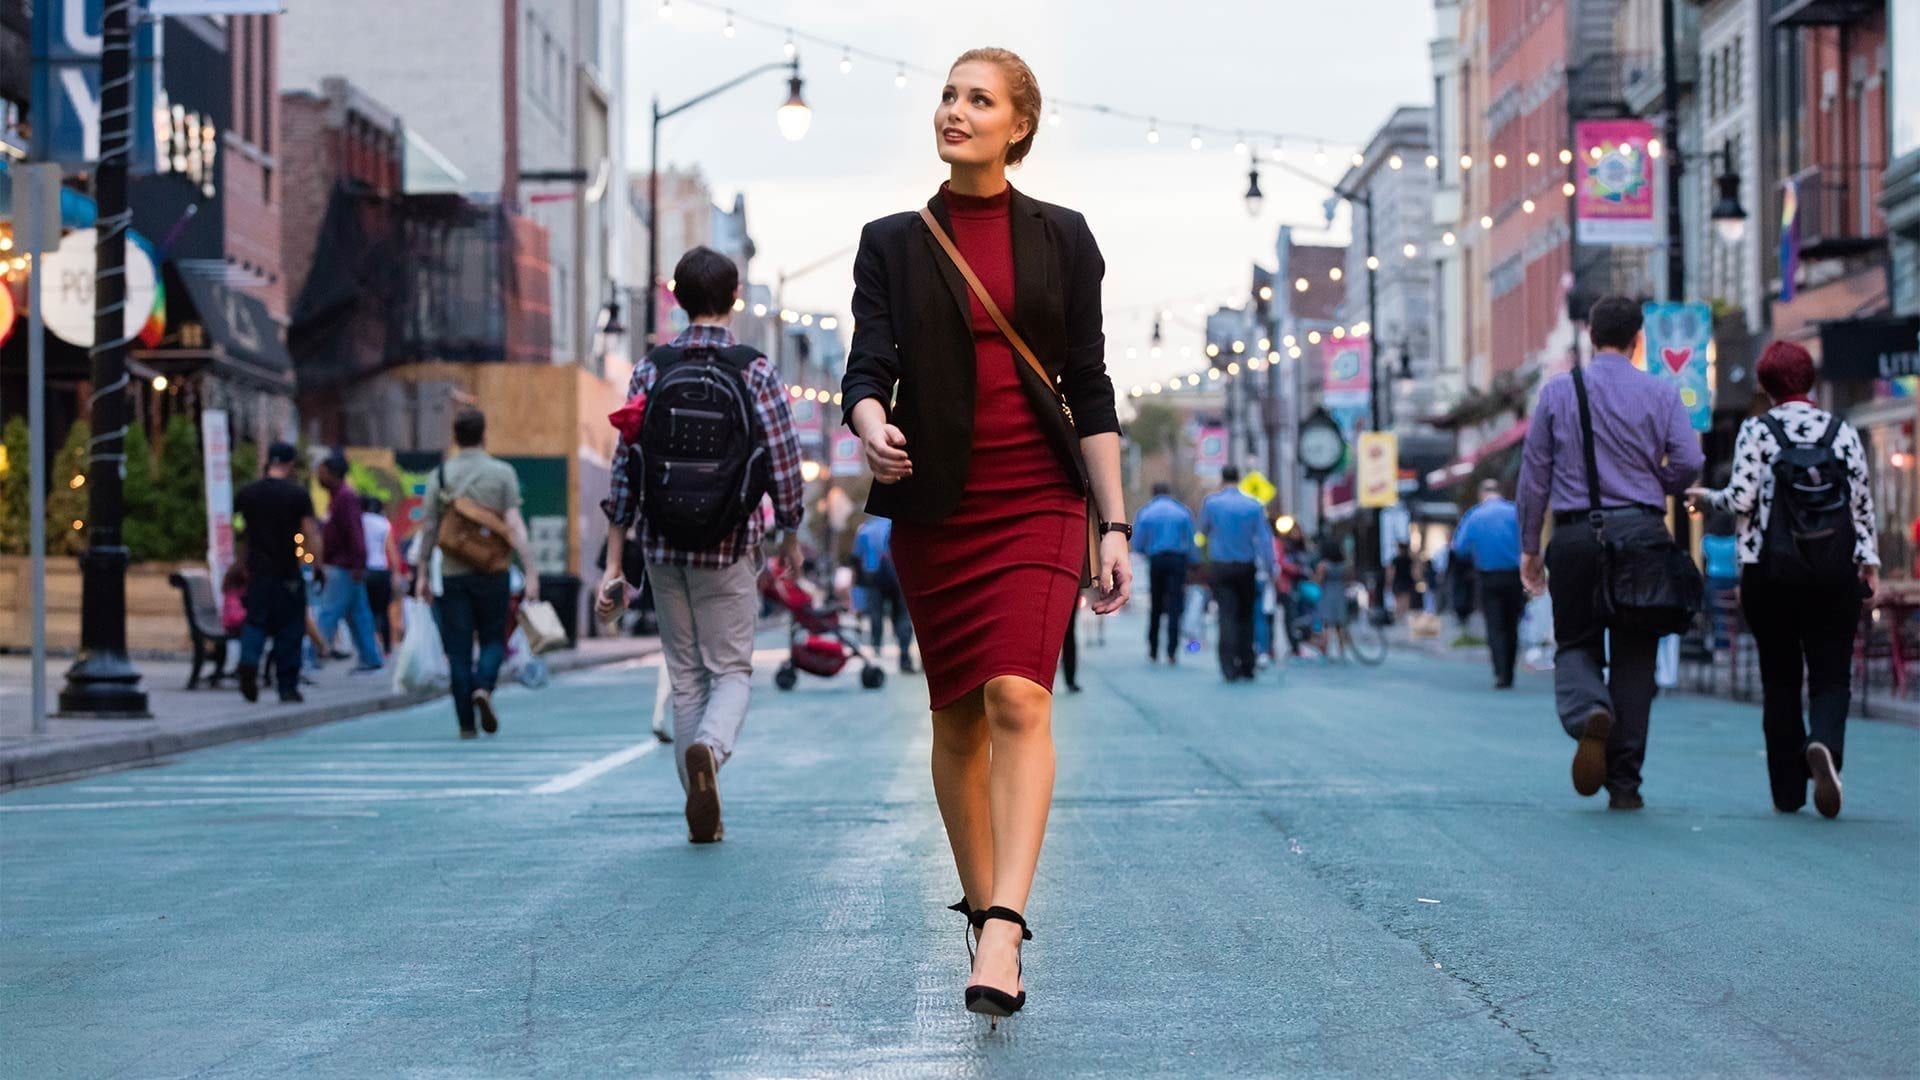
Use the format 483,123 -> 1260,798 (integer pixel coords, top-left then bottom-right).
0,789 -> 524,812
528,740 -> 662,794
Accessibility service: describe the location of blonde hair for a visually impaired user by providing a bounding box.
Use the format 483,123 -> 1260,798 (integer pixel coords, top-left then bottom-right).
951,47 -> 1042,166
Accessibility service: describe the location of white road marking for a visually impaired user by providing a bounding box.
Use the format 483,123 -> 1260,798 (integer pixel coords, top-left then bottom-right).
127,773 -> 555,784
0,790 -> 523,812
527,740 -> 663,794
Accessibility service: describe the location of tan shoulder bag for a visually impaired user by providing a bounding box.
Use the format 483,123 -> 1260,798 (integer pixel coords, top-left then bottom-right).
435,463 -> 515,574
918,207 -> 1101,588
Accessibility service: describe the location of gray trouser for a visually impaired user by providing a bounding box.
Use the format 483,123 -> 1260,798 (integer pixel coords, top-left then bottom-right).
1546,521 -> 1663,796
646,557 -> 759,791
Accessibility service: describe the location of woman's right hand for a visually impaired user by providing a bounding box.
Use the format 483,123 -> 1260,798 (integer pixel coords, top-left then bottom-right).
862,423 -> 913,484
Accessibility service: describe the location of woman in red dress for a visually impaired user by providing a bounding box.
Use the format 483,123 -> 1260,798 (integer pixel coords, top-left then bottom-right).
842,47 -> 1131,1024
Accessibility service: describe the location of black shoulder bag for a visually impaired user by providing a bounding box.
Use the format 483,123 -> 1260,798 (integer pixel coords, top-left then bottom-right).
1569,364 -> 1703,636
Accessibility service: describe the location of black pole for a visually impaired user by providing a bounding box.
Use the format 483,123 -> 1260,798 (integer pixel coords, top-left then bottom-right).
645,96 -> 661,351
1661,0 -> 1694,554
1363,191 -> 1383,574
61,0 -> 147,717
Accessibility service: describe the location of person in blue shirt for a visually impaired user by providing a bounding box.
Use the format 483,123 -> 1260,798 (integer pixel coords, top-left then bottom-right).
1201,467 -> 1278,682
1132,482 -> 1199,664
1452,478 -> 1524,688
854,516 -> 915,673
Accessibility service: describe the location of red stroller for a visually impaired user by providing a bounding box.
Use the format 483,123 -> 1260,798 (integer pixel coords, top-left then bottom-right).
759,561 -> 886,691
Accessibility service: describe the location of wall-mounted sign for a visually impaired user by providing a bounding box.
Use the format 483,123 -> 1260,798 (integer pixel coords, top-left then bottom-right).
829,431 -> 864,477
1322,335 -> 1371,410
1575,119 -> 1656,246
1356,432 -> 1400,509
38,227 -> 159,347
1195,424 -> 1228,477
1819,316 -> 1920,383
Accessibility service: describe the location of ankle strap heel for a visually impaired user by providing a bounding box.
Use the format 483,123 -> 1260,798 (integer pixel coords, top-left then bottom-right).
964,907 -> 1031,1025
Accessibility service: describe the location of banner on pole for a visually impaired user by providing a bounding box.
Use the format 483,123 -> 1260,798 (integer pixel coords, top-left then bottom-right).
829,431 -> 864,477
29,0 -> 164,169
201,409 -> 234,584
1575,119 -> 1656,246
1639,302 -> 1714,432
789,397 -> 824,451
1322,336 -> 1371,410
1195,424 -> 1227,477
1356,432 -> 1400,509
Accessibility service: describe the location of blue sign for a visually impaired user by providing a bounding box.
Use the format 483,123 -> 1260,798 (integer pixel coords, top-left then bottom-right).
30,0 -> 163,169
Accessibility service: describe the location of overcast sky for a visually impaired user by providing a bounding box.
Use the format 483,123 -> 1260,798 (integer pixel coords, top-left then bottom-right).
625,0 -> 1434,390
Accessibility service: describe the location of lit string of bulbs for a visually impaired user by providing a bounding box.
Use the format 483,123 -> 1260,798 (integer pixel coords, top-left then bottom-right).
656,0 -> 1357,160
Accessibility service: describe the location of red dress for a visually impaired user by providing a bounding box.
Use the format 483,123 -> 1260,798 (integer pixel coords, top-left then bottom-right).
891,185 -> 1086,711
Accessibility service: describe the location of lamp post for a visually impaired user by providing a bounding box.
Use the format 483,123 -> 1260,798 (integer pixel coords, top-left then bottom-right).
62,0 -> 147,717
647,58 -> 808,349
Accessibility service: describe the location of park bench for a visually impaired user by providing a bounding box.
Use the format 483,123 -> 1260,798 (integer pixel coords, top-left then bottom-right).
169,570 -> 235,690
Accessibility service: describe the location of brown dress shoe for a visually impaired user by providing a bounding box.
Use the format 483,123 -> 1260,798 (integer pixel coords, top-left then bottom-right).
684,743 -> 724,843
1572,709 -> 1611,797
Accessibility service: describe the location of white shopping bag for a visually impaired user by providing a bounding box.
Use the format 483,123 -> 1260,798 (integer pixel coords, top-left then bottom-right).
1655,633 -> 1680,689
1521,594 -> 1556,671
516,599 -> 568,654
393,598 -> 449,693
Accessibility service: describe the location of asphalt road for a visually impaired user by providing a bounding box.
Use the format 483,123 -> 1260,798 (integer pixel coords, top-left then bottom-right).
4,619 -> 1916,1078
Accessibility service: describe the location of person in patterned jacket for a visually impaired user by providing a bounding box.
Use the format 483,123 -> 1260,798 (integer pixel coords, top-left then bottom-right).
1689,341 -> 1879,819
596,247 -> 806,844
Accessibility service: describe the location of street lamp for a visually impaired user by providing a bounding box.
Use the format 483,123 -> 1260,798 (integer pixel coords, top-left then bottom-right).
648,58 -> 808,348
1709,142 -> 1747,245
776,75 -> 813,142
1244,166 -> 1264,217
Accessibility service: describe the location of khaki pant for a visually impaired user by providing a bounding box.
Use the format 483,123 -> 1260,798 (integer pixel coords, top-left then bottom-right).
646,557 -> 759,791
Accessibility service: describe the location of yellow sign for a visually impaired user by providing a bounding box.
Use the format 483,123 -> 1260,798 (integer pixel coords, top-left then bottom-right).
1357,432 -> 1400,509
1238,470 -> 1277,506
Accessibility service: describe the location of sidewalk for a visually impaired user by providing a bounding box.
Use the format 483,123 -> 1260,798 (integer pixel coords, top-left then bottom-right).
0,636 -> 659,791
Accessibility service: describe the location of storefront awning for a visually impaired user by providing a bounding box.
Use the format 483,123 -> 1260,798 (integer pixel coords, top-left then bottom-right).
174,265 -> 294,390
1426,418 -> 1529,489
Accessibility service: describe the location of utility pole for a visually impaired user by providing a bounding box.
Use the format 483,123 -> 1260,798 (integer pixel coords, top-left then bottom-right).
61,0 -> 147,717
1661,0 -> 1693,553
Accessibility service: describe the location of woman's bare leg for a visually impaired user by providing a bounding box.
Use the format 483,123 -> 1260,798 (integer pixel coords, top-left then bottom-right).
973,675 -> 1056,993
931,688 -> 994,909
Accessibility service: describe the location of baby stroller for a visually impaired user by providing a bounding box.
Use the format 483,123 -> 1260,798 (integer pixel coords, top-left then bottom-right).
758,561 -> 886,691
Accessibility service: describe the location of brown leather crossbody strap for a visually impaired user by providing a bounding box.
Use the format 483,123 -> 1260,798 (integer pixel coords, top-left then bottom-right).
919,207 -> 1061,402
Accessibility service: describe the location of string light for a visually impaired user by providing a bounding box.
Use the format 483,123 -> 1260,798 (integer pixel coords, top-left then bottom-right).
1190,129 -> 1204,151
1315,144 -> 1328,165
1442,231 -> 1457,246
1307,330 -> 1322,344
1402,242 -> 1418,258
1425,154 -> 1439,169
1270,146 -> 1285,162
1388,154 -> 1403,170
1328,267 -> 1343,281
152,375 -> 168,391
1332,326 -> 1347,340
1480,214 -> 1493,229
658,0 -> 672,19
1460,154 -> 1473,169
1234,133 -> 1248,156
1522,199 -> 1536,214
1493,153 -> 1508,168
782,29 -> 796,57
1646,138 -> 1663,159
1147,120 -> 1160,145
894,65 -> 907,88
839,49 -> 852,74
1559,148 -> 1574,164
1226,362 -> 1240,376
1049,107 -> 1061,127
1526,151 -> 1540,167
1562,181 -> 1576,197
1366,255 -> 1380,270
1294,277 -> 1309,292
1350,152 -> 1365,167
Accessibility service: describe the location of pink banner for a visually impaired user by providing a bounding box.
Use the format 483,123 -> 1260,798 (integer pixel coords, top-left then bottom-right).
1322,336 -> 1371,411
1575,119 -> 1656,246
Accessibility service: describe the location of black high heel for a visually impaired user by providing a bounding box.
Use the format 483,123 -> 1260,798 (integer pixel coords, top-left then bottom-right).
964,906 -> 1031,1026
947,896 -> 975,961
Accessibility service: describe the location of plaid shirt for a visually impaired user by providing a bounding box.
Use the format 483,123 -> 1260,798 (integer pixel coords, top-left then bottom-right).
602,325 -> 805,568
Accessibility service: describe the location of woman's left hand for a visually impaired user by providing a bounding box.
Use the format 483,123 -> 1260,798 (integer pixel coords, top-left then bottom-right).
1091,533 -> 1132,615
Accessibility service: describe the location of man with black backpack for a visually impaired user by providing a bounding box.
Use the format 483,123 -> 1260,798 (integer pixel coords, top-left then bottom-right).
1690,341 -> 1879,818
1517,297 -> 1703,810
597,247 -> 805,844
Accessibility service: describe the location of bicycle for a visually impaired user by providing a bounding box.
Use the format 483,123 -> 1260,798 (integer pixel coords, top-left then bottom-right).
1284,579 -> 1389,666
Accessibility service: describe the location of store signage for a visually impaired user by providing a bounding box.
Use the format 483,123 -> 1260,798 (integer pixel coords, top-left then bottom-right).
1195,424 -> 1228,477
1575,119 -> 1656,247
29,0 -> 164,169
39,228 -> 159,346
1639,302 -> 1713,432
1356,432 -> 1400,509
1819,316 -> 1920,382
157,104 -> 220,198
829,431 -> 863,477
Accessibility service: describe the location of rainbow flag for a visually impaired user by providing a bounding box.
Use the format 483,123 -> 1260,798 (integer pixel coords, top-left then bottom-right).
1779,178 -> 1799,304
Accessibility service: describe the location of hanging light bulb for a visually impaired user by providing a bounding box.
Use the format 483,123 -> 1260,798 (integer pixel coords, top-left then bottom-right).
1366,255 -> 1380,270
1190,129 -> 1204,151
1480,214 -> 1493,229
1147,120 -> 1160,145
1425,154 -> 1439,169
776,73 -> 812,141
1048,107 -> 1061,127
1403,242 -> 1418,258
1350,152 -> 1365,167
1329,267 -> 1343,281
1527,151 -> 1541,167
1443,231 -> 1457,246
1315,143 -> 1327,165
839,49 -> 852,74
1522,198 -> 1536,214
1270,145 -> 1285,162
1308,330 -> 1322,345
1388,154 -> 1403,170
1560,148 -> 1574,164
783,30 -> 796,58
1460,154 -> 1473,170
1493,152 -> 1508,168
894,65 -> 907,89
1562,181 -> 1576,197
722,9 -> 735,36
657,0 -> 671,19
1234,133 -> 1248,156
1646,138 -> 1663,159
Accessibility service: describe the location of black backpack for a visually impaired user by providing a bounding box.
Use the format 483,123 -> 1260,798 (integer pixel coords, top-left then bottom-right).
633,344 -> 771,551
1757,412 -> 1855,587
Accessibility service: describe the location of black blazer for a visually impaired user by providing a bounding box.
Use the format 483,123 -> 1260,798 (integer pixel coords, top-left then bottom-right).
840,186 -> 1120,524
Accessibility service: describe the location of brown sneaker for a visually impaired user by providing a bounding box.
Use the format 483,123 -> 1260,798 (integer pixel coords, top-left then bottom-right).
1572,709 -> 1611,797
473,689 -> 499,735
1807,742 -> 1843,819
684,743 -> 724,843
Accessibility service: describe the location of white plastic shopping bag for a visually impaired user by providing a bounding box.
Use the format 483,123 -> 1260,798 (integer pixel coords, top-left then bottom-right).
1655,633 -> 1680,689
393,598 -> 449,693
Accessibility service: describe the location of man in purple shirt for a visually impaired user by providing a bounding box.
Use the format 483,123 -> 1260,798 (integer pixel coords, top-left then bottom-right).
1517,296 -> 1702,810
314,453 -> 385,673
